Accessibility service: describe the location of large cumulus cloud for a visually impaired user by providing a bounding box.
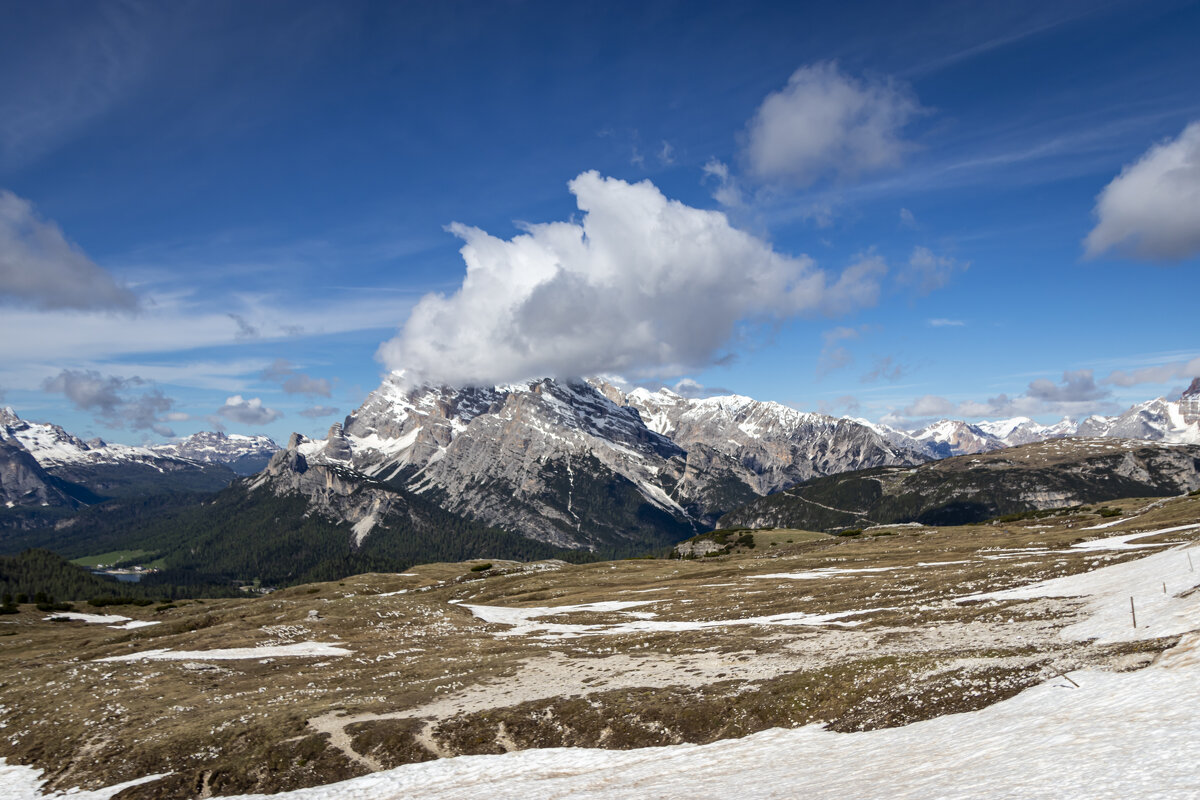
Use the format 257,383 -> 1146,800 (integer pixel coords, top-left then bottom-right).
378,172 -> 886,387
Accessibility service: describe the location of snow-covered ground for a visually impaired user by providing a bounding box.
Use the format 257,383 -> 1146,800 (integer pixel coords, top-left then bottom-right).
95,641 -> 353,662
957,540 -> 1200,644
461,600 -> 879,638
44,612 -> 161,630
748,566 -> 896,580
1069,522 -> 1200,551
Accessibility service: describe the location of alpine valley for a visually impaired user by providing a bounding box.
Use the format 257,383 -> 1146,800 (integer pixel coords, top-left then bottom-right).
2,377 -> 1199,588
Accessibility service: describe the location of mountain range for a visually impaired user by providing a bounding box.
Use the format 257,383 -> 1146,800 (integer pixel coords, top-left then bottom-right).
0,407 -> 275,511
720,436 -> 1200,530
2,377 -> 1198,568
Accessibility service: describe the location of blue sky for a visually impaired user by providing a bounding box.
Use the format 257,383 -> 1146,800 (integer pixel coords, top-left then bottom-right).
1,0 -> 1198,444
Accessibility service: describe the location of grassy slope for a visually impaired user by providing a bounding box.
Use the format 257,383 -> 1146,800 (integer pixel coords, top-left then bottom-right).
2,492 -> 1195,797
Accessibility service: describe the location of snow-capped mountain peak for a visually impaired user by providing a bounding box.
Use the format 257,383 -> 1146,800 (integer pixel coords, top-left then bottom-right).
151,430 -> 279,475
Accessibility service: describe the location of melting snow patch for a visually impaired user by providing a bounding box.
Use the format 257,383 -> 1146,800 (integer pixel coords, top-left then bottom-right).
45,612 -> 131,625
109,620 -> 161,630
463,600 -> 881,637
748,566 -> 895,580
1070,523 -> 1200,552
95,641 -> 353,662
1081,517 -> 1133,530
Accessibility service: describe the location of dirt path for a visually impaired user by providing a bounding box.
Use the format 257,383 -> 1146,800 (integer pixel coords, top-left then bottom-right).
307,712 -> 385,772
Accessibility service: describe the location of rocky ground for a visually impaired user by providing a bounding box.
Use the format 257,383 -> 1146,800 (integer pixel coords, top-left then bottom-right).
1,493 -> 1198,798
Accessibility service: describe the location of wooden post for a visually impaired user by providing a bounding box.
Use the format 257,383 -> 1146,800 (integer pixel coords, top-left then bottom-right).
1163,582 -> 1167,594
1057,671 -> 1080,688
1189,552 -> 1194,572
1130,596 -> 1137,629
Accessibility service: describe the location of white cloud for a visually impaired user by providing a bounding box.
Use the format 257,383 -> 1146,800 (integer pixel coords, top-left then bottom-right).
899,208 -> 917,228
1026,369 -> 1107,403
299,405 -> 339,419
743,62 -> 920,186
702,159 -> 745,207
820,394 -> 861,415
892,370 -> 1116,424
818,325 -> 868,375
379,171 -> 885,387
658,141 -> 675,166
217,395 -> 282,426
902,394 -> 956,417
41,368 -> 176,436
928,318 -> 965,327
1104,357 -> 1200,387
0,190 -> 138,311
260,359 -> 333,397
863,356 -> 907,383
1084,122 -> 1200,261
899,246 -> 968,294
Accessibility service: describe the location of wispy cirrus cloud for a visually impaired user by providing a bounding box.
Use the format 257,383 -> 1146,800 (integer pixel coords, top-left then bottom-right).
0,4 -> 152,169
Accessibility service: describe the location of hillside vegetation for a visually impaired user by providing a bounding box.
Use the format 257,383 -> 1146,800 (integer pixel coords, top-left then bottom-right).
720,438 -> 1200,531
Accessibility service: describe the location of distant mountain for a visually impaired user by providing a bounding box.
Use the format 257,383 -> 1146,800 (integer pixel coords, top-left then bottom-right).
880,382 -> 1200,458
0,408 -> 236,506
720,437 -> 1200,531
152,431 -> 279,475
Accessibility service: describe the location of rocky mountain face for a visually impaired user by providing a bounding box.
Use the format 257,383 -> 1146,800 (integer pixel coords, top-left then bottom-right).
248,434 -> 406,545
618,385 -> 921,494
266,375 -> 924,551
152,431 -> 279,475
324,377 -> 697,549
720,437 -> 1200,531
0,440 -> 76,509
1074,393 -> 1200,443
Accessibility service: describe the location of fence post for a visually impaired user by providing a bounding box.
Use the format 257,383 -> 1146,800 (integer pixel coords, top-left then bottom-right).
1130,596 -> 1137,629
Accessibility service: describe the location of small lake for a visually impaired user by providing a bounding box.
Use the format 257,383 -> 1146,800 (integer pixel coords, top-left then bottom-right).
92,571 -> 142,583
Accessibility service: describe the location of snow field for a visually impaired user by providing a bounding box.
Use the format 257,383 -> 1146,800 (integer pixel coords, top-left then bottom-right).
460,599 -> 880,637
95,641 -> 353,662
43,612 -> 161,630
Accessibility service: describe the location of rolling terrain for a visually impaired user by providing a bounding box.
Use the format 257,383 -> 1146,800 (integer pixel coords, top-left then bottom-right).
1,491 -> 1198,797
720,437 -> 1200,531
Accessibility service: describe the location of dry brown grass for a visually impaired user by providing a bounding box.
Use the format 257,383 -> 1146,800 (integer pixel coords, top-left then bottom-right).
1,493 -> 1197,797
